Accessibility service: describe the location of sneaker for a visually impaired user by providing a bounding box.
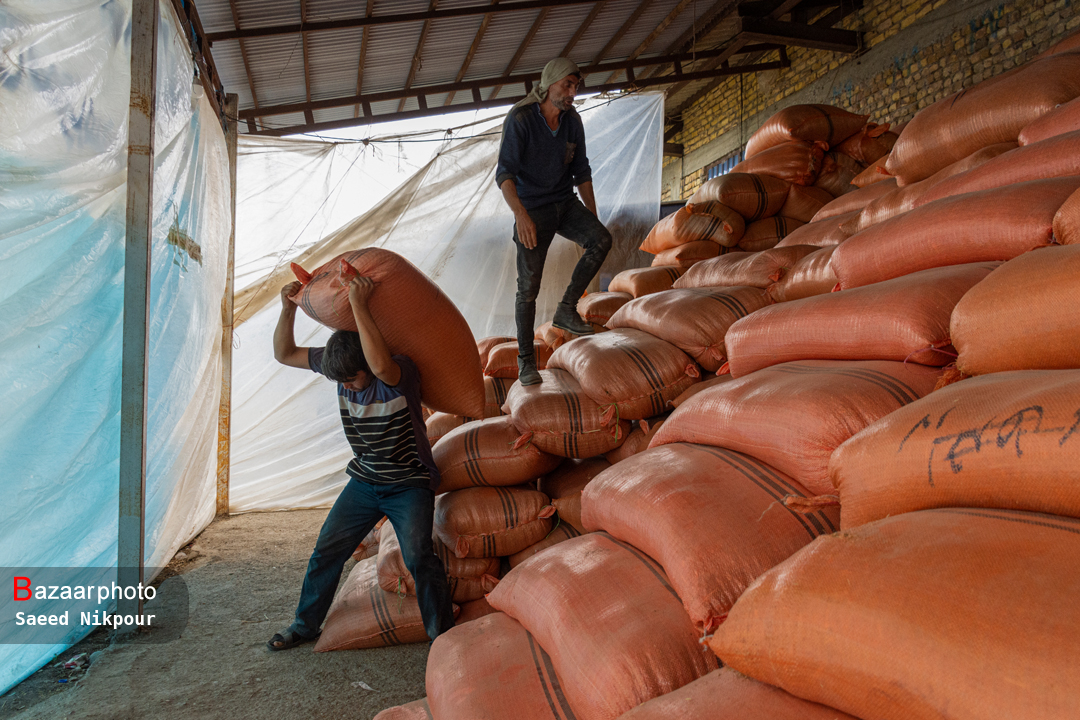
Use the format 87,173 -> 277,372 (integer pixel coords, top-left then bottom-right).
518,354 -> 543,386
552,302 -> 595,336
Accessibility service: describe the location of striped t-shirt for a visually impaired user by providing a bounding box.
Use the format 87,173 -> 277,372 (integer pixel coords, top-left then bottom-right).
309,349 -> 439,491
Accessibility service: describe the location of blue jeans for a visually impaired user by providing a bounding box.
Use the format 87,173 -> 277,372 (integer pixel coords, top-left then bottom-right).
514,195 -> 612,357
291,479 -> 455,641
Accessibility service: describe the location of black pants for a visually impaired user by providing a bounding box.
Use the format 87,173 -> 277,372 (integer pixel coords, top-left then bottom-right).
292,479 -> 455,641
513,195 -> 612,357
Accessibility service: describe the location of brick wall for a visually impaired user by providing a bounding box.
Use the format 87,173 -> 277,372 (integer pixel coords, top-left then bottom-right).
662,0 -> 1080,201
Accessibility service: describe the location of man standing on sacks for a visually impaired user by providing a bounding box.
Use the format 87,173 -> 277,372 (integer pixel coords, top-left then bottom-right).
496,57 -> 612,387
268,274 -> 455,650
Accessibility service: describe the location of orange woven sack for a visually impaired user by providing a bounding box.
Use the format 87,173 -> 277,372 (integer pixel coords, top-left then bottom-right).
812,178 -> 897,221
834,122 -> 897,164
651,240 -> 722,268
674,246 -> 818,289
744,104 -> 869,158
813,151 -> 864,196
1019,96 -> 1080,144
886,51 -> 1080,183
290,250 -> 483,417
849,155 -> 892,188
1055,186 -> 1080,243
454,597 -> 498,626
738,217 -> 804,251
768,246 -> 838,302
607,287 -> 772,372
832,176 -> 1080,289
372,699 -> 432,720
774,211 -> 854,248
537,457 -> 610,533
315,557 -> 459,651
482,375 -> 513,417
650,360 -> 941,494
842,142 -> 1018,236
687,173 -> 790,221
432,416 -> 562,493
582,444 -> 838,633
484,340 -> 554,378
503,369 -> 631,458
831,369 -> 1080,528
434,486 -> 555,558
376,522 -> 499,603
669,376 -> 732,409
951,246 -> 1080,374
640,203 -> 745,252
488,533 -> 719,719
426,412 -> 467,445
725,263 -> 998,377
608,266 -> 685,298
604,416 -> 667,463
777,184 -> 834,222
619,668 -> 859,720
710,508 -> 1080,720
577,291 -> 632,325
351,518 -> 386,561
917,131 -> 1080,205
477,335 -> 515,369
508,522 -> 583,568
732,141 -> 827,185
547,328 -> 701,420
427,612 -> 578,720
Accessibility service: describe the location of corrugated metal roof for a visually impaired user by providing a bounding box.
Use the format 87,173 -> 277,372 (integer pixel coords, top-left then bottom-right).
188,0 -> 855,134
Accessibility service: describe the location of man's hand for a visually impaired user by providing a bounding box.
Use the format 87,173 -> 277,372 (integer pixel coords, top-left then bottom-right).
348,274 -> 376,308
281,281 -> 301,309
516,210 -> 538,250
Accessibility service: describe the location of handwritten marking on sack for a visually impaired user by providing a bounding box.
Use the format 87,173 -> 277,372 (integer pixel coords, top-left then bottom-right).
898,405 -> 1080,486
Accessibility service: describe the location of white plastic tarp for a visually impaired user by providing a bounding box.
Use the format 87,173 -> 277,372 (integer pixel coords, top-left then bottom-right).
0,0 -> 230,693
229,93 -> 663,513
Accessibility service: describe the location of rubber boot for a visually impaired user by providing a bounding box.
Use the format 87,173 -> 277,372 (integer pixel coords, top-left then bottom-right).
552,302 -> 595,336
518,354 -> 543,386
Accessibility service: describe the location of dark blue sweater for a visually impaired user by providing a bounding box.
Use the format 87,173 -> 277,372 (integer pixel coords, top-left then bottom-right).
495,103 -> 593,209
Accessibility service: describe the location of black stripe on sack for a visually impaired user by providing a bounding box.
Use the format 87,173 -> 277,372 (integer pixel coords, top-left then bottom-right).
494,378 -> 510,406
494,486 -> 514,530
463,427 -> 488,487
666,267 -> 680,284
769,364 -> 918,406
694,445 -> 832,537
934,508 -> 1080,536
538,635 -> 579,720
600,533 -> 682,602
371,589 -> 401,646
703,291 -> 750,320
527,633 -> 578,720
376,587 -> 404,646
555,373 -> 582,457
506,486 -> 521,530
619,345 -> 667,416
702,214 -> 723,242
749,174 -> 767,221
562,523 -> 582,538
770,363 -> 922,404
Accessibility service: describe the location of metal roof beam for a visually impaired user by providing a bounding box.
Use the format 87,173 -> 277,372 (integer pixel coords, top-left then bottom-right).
226,0 -> 262,131
446,0 -> 502,106
301,0 -> 314,125
607,0 -> 695,84
206,0 -> 600,44
736,15 -> 860,52
353,0 -> 376,118
250,59 -> 788,136
561,0 -> 607,57
399,0 -> 440,112
237,43 -> 784,120
488,8 -> 550,100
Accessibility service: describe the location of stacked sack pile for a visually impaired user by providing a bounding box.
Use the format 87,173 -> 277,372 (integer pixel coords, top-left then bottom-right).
371,32 -> 1080,720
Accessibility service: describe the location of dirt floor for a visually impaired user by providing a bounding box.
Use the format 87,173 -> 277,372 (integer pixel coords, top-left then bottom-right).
0,510 -> 429,720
